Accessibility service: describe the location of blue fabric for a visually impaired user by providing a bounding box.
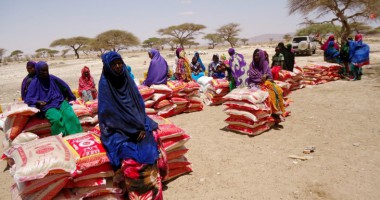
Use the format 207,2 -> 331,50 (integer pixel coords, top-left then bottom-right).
126,65 -> 135,80
191,71 -> 204,81
24,61 -> 76,112
143,49 -> 169,86
349,40 -> 370,67
98,51 -> 159,169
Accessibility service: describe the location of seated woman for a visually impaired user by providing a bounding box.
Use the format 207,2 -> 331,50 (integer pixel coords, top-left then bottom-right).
78,66 -> 98,102
21,61 -> 36,100
24,61 -> 83,136
208,54 -> 220,78
271,46 -> 285,80
213,63 -> 226,79
98,51 -> 163,199
143,49 -> 169,86
321,35 -> 340,63
174,48 -> 192,82
247,49 -> 286,122
190,54 -> 205,81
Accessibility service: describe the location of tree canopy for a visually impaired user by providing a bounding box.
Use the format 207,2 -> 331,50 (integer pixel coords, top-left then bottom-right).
288,0 -> 380,42
94,30 -> 140,53
158,23 -> 206,49
216,23 -> 241,48
203,33 -> 223,49
50,36 -> 91,59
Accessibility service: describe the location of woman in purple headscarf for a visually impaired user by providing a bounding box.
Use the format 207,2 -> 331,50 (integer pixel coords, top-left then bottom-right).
228,48 -> 247,89
21,61 -> 37,100
24,61 -> 82,136
143,49 -> 169,86
248,49 -> 286,121
98,51 -> 163,199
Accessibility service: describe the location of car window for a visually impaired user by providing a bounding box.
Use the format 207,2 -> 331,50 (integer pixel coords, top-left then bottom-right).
292,37 -> 307,43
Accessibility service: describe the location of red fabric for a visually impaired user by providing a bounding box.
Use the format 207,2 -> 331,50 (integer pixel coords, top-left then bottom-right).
271,66 -> 281,80
78,66 -> 97,99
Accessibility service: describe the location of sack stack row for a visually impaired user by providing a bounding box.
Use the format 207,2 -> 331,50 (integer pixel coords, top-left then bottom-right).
303,62 -> 342,85
202,78 -> 230,106
2,105 -> 192,199
222,87 -> 276,136
275,66 -> 305,94
138,80 -> 203,118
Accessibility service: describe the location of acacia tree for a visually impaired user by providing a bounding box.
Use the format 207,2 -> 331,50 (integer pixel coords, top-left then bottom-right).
48,50 -> 59,58
50,36 -> 91,59
240,38 -> 249,45
288,0 -> 380,43
216,23 -> 241,48
158,23 -> 206,49
142,37 -> 161,48
35,48 -> 50,58
10,50 -> 23,61
203,33 -> 223,49
283,34 -> 292,42
0,48 -> 5,63
94,30 -> 140,53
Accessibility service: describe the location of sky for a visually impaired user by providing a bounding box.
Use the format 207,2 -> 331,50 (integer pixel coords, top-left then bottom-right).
0,0 -> 378,55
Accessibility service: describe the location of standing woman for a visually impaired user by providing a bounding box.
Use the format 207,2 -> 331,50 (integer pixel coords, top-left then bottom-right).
321,35 -> 339,62
228,48 -> 248,89
24,61 -> 82,136
174,48 -> 192,82
277,42 -> 295,71
78,66 -> 98,102
98,51 -> 162,199
21,61 -> 37,100
143,48 -> 169,86
348,34 -> 370,80
247,49 -> 285,121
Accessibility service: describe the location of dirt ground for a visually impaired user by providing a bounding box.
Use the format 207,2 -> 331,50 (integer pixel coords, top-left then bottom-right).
0,43 -> 380,200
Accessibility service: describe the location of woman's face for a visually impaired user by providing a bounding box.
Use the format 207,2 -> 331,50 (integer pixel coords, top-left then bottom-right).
27,65 -> 36,75
254,52 -> 260,63
148,52 -> 153,59
38,64 -> 49,79
110,58 -> 124,75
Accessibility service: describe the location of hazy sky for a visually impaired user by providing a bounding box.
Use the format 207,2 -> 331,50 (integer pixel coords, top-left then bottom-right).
0,0 -> 378,55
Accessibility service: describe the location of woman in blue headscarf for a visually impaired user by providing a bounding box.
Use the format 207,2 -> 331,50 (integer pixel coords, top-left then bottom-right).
98,51 -> 163,199
24,61 -> 82,136
21,61 -> 36,100
143,49 -> 169,86
190,52 -> 205,81
348,34 -> 370,80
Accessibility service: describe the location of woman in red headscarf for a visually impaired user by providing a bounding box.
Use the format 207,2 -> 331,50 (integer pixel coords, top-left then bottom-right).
78,66 -> 98,101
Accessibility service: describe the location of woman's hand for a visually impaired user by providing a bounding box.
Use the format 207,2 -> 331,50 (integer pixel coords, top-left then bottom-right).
36,101 -> 47,108
137,130 -> 146,141
261,74 -> 268,82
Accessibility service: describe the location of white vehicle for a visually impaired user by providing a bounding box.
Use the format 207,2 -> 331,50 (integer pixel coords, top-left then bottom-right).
291,36 -> 317,56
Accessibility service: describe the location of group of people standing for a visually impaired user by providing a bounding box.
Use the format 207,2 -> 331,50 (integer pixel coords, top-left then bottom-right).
321,33 -> 370,81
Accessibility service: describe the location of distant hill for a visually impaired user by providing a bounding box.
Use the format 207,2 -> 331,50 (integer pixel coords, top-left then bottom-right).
248,33 -> 293,44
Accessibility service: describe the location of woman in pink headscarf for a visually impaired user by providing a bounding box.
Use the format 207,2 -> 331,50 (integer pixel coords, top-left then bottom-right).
78,66 -> 97,102
321,35 -> 340,62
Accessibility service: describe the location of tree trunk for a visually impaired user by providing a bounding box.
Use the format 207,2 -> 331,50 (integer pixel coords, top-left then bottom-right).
74,49 -> 80,59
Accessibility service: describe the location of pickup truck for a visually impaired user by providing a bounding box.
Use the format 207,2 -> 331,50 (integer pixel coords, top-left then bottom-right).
291,36 -> 317,56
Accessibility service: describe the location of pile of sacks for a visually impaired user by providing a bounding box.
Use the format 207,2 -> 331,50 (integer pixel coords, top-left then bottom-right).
2,105 -> 192,199
222,87 -> 276,136
274,66 -> 305,95
138,80 -> 203,118
303,62 -> 342,85
200,78 -> 230,106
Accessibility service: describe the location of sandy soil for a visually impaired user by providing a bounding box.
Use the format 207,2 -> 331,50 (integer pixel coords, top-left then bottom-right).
1,42 -> 380,200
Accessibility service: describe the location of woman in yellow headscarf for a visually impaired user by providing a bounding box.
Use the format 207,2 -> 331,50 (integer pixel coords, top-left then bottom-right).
174,48 -> 192,82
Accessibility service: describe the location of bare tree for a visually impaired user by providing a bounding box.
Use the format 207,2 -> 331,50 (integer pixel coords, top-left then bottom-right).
288,0 -> 380,42
216,23 -> 241,48
158,23 -> 206,49
50,36 -> 91,59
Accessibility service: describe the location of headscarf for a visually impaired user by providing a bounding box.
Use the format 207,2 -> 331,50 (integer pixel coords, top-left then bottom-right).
143,49 -> 168,86
247,49 -> 273,86
194,52 -> 205,71
98,51 -> 158,169
208,54 -> 219,77
175,48 -> 192,82
277,42 -> 295,71
349,34 -> 370,67
21,61 -> 36,100
321,35 -> 339,50
228,48 -> 247,87
78,66 -> 96,94
325,41 -> 340,61
24,61 -> 76,112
